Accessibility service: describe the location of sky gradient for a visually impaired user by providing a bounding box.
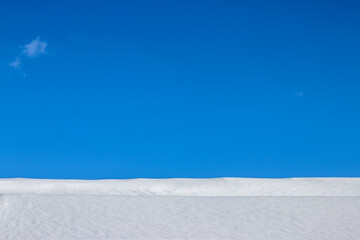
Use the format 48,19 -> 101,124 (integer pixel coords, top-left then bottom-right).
0,0 -> 359,179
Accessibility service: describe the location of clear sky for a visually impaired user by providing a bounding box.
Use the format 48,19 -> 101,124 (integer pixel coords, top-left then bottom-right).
0,0 -> 359,179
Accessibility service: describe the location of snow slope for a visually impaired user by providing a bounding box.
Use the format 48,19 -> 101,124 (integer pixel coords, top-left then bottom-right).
0,178 -> 360,240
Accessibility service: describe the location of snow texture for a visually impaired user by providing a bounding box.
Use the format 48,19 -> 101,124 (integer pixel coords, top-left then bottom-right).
0,178 -> 359,239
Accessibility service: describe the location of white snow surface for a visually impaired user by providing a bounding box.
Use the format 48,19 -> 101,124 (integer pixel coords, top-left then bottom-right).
1,178 -> 360,239
1,177 -> 360,196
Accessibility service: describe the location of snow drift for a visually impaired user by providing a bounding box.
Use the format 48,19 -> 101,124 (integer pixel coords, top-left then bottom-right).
1,177 -> 359,196
0,178 -> 359,240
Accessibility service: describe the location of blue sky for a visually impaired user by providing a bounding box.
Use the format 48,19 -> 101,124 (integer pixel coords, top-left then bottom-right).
0,0 -> 359,179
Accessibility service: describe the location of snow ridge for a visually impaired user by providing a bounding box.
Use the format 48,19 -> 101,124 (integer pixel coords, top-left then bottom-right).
0,177 -> 359,196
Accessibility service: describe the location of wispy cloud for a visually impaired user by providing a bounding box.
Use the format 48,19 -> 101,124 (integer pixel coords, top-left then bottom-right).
295,91 -> 304,98
9,57 -> 21,69
22,37 -> 47,58
9,36 -> 48,70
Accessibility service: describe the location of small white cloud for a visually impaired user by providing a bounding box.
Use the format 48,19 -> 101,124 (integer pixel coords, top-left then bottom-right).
9,36 -> 48,71
295,91 -> 304,98
9,57 -> 21,69
22,37 -> 47,58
